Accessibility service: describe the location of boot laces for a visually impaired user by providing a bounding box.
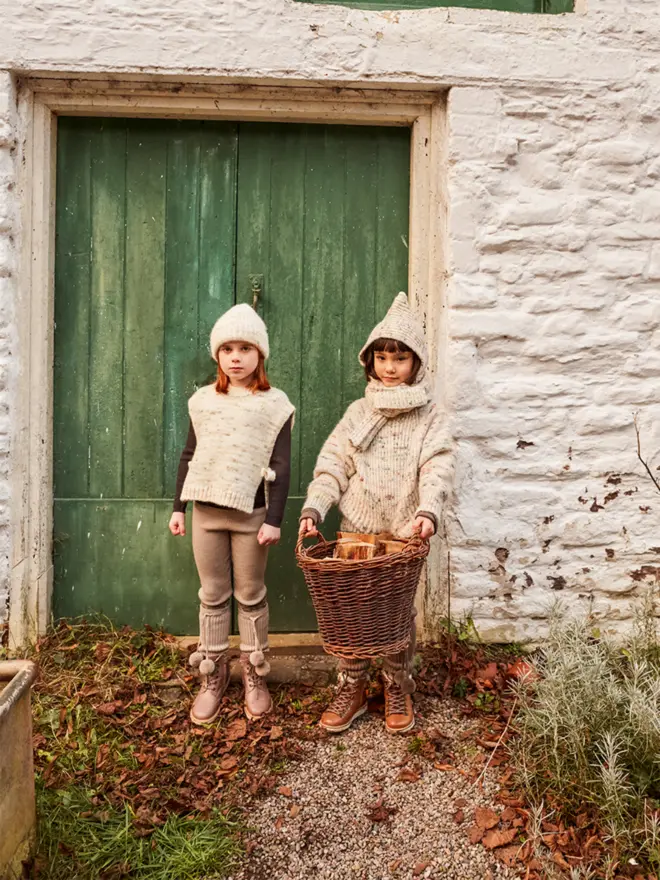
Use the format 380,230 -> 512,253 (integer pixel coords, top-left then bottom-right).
245,662 -> 267,693
328,673 -> 363,716
384,673 -> 408,715
201,662 -> 226,695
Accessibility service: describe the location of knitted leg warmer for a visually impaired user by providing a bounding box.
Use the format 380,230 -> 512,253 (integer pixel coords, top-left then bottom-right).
237,598 -> 270,677
189,599 -> 231,675
383,609 -> 417,695
339,657 -> 371,677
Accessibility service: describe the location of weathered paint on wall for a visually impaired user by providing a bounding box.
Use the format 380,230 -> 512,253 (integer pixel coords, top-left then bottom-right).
1,0 -> 660,641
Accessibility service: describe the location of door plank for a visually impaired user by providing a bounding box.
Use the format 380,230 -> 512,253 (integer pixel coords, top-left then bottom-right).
235,123 -> 306,495
54,499 -> 199,632
88,119 -> 127,498
123,122 -> 168,498
54,120 -> 93,499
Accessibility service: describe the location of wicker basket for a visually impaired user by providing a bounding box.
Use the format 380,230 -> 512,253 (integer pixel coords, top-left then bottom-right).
295,533 -> 429,660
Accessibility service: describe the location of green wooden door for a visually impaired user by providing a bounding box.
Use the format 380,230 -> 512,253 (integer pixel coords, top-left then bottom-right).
53,117 -> 410,633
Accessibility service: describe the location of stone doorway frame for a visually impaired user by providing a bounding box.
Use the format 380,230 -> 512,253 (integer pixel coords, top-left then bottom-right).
9,77 -> 448,648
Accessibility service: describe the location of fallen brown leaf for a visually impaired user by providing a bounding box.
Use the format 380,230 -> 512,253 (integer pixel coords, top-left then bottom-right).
468,824 -> 484,845
494,845 -> 520,867
482,828 -> 518,850
96,701 -> 122,716
453,809 -> 465,824
396,766 -> 420,783
219,756 -> 238,772
278,785 -> 293,798
367,797 -> 398,824
475,807 -> 500,831
226,718 -> 247,741
413,861 -> 431,876
389,858 -> 403,874
269,725 -> 283,741
289,804 -> 301,818
551,851 -> 571,871
433,762 -> 454,771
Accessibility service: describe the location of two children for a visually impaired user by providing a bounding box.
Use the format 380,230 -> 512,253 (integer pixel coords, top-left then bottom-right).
171,293 -> 451,732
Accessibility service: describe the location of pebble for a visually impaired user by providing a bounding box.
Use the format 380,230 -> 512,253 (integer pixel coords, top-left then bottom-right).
235,698 -> 515,880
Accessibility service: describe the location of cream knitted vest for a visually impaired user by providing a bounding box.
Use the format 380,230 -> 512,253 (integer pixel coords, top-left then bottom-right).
303,381 -> 452,538
181,384 -> 295,514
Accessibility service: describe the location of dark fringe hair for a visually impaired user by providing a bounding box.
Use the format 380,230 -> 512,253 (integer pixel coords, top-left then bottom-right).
215,353 -> 271,394
362,337 -> 421,385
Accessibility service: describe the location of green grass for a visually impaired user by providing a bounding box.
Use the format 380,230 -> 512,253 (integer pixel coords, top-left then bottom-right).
35,784 -> 241,880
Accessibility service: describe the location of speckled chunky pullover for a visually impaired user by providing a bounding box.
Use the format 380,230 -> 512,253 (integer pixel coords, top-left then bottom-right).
302,293 -> 452,538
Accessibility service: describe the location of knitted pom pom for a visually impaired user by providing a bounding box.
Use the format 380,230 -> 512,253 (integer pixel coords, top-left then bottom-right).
199,657 -> 216,675
394,670 -> 416,695
249,650 -> 265,668
255,660 -> 271,678
261,467 -> 276,483
189,651 -> 204,669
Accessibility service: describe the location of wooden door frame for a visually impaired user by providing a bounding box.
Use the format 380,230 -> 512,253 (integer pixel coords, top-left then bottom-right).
9,77 -> 448,648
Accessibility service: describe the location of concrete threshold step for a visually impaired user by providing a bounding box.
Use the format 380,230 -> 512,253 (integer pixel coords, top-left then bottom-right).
173,634 -> 336,685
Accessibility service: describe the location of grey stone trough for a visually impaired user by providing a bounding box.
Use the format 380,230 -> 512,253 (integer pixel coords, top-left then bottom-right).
0,660 -> 38,879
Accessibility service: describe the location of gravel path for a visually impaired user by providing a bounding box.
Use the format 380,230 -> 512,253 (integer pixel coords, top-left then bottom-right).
234,696 -> 515,880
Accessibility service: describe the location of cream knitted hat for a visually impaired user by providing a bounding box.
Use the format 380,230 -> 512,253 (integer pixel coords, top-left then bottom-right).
359,292 -> 428,380
210,304 -> 270,361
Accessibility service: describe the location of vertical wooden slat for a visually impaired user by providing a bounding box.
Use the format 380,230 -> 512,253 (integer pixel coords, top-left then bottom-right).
88,119 -> 127,498
123,121 -> 167,498
162,123 -> 202,495
236,123 -> 306,495
342,127 -> 379,409
299,125 -> 347,488
375,127 -> 411,316
197,123 -> 238,360
53,118 -> 92,498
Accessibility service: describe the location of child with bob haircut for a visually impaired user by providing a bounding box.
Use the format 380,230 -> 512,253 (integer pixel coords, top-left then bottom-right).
299,293 -> 452,735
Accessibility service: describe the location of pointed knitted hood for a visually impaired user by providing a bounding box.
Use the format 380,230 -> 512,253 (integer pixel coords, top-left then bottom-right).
358,292 -> 428,383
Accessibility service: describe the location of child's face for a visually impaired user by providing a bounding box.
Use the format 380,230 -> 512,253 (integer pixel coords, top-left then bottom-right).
373,349 -> 414,387
218,341 -> 260,386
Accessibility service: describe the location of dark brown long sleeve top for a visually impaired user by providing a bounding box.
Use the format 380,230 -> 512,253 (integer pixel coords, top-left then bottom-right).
173,415 -> 293,527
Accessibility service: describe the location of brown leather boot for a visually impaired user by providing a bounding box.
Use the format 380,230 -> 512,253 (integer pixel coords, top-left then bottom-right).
383,670 -> 415,734
240,652 -> 272,720
320,672 -> 368,733
190,654 -> 230,725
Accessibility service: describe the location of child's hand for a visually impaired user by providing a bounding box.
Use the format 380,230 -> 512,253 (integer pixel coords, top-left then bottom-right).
413,516 -> 435,540
258,524 -> 281,546
169,512 -> 186,536
298,518 -> 318,537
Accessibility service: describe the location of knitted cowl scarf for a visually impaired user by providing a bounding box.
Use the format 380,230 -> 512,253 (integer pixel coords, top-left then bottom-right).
350,292 -> 430,452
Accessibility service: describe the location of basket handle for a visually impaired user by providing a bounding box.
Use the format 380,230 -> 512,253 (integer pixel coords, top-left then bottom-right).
296,530 -> 327,555
402,533 -> 428,553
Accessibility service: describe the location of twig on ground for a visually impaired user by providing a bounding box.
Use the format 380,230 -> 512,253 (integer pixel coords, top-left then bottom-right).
473,696 -> 517,789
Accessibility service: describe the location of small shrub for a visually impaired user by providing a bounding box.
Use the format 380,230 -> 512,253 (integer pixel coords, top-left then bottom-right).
511,595 -> 660,868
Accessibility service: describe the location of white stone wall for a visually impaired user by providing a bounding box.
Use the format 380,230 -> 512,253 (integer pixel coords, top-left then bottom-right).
447,81 -> 660,641
1,0 -> 660,640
